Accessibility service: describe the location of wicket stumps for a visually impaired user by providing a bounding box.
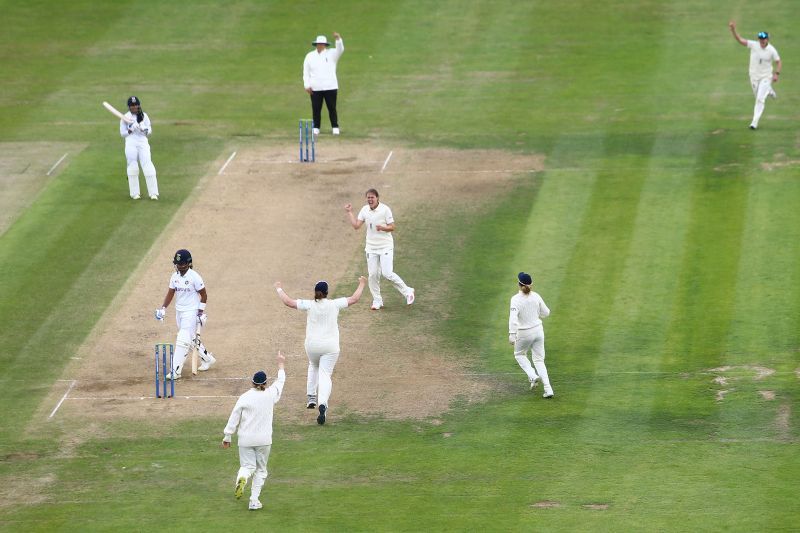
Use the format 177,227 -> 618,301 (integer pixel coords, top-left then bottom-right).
299,119 -> 315,162
154,343 -> 175,398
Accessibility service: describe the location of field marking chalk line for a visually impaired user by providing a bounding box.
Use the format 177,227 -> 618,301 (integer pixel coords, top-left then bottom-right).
49,380 -> 76,419
380,150 -> 394,173
218,151 -> 237,175
46,153 -> 69,176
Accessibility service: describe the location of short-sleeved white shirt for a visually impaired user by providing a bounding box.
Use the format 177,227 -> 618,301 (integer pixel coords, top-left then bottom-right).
357,203 -> 395,252
169,269 -> 205,311
747,41 -> 780,80
297,297 -> 348,348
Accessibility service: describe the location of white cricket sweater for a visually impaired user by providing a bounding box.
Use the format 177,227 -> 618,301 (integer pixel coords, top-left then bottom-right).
509,291 -> 550,334
223,369 -> 285,447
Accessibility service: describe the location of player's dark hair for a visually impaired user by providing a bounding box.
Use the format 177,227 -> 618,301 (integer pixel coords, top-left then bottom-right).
520,284 -> 531,294
314,290 -> 328,301
366,188 -> 379,198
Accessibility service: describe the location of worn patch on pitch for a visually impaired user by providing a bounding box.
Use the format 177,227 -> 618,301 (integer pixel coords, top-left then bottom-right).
35,139 -> 543,426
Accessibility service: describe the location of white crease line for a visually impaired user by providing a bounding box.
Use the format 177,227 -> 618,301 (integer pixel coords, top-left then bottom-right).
49,380 -> 76,419
46,152 -> 68,176
66,395 -> 240,400
380,150 -> 394,173
218,151 -> 237,175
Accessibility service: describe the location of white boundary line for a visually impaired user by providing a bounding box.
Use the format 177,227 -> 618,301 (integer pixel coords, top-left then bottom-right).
218,151 -> 237,175
380,150 -> 393,173
46,152 -> 68,176
48,380 -> 76,418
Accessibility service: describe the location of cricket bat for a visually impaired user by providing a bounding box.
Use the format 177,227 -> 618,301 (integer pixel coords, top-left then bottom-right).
102,101 -> 134,124
191,350 -> 198,375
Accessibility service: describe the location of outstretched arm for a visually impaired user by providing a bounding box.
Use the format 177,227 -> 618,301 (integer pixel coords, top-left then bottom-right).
729,21 -> 747,46
274,281 -> 298,309
346,276 -> 367,306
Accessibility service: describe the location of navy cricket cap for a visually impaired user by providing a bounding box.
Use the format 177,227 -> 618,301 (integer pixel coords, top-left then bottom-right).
314,280 -> 329,293
757,31 -> 769,39
252,371 -> 268,385
517,272 -> 532,286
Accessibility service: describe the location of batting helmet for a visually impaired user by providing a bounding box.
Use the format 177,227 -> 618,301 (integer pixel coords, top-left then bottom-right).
127,96 -> 141,107
173,249 -> 192,265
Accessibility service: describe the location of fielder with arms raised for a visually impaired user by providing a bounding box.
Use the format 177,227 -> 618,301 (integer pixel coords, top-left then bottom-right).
223,351 -> 286,511
155,249 -> 216,378
120,96 -> 159,200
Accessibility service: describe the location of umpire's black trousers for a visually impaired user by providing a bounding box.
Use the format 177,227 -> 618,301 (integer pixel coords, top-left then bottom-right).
310,89 -> 338,130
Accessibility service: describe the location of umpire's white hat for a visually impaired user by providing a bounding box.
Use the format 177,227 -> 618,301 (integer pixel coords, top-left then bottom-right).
312,35 -> 330,46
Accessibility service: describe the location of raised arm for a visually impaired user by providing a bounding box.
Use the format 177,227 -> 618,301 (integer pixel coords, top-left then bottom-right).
346,276 -> 367,306
729,21 -> 747,46
274,281 -> 298,309
344,203 -> 364,229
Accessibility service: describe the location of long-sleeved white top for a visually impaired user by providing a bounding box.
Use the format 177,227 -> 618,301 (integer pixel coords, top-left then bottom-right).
119,111 -> 152,140
509,291 -> 550,334
223,369 -> 285,447
303,38 -> 344,91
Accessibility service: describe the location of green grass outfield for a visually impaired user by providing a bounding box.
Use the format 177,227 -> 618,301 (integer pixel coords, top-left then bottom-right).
1,0 -> 799,530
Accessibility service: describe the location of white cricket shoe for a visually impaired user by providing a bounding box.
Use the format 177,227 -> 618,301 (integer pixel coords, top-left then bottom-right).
370,301 -> 383,310
406,288 -> 415,305
198,353 -> 216,371
132,194 -> 140,200
529,377 -> 540,390
332,127 -> 340,135
249,500 -> 263,510
312,128 -> 320,135
769,89 -> 777,99
543,392 -> 554,399
150,195 -> 158,200
166,370 -> 181,380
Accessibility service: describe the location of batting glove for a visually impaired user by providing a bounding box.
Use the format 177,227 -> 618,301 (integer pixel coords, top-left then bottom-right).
155,307 -> 166,321
508,333 -> 516,345
198,313 -> 208,327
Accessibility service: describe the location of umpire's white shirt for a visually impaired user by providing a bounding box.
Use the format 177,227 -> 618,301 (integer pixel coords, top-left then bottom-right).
169,269 -> 205,312
303,38 -> 344,91
358,203 -> 395,252
224,369 -> 285,447
747,41 -> 780,80
509,291 -> 550,333
297,297 -> 348,352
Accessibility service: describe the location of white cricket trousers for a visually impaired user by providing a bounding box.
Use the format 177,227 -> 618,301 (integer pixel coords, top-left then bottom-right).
125,138 -> 158,198
513,325 -> 553,395
236,445 -> 271,502
305,342 -> 340,407
366,249 -> 410,306
172,310 -> 199,373
750,77 -> 773,128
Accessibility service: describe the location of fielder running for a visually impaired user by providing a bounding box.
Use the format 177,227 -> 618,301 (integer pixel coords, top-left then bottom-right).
154,249 -> 216,378
274,276 -> 366,425
119,96 -> 159,200
345,189 -> 415,310
223,351 -> 286,511
508,272 -> 554,398
729,22 -> 782,130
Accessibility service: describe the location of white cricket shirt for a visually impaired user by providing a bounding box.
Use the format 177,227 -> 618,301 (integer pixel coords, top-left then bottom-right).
297,297 -> 348,350
223,369 -> 285,447
358,203 -> 395,252
169,269 -> 205,312
509,291 -> 550,333
303,38 -> 344,91
747,41 -> 780,80
119,111 -> 152,140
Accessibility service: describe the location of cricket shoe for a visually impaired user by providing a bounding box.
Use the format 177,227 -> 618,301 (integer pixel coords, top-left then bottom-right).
198,353 -> 216,371
249,500 -> 263,511
165,370 -> 181,380
749,124 -> 757,130
306,395 -> 317,409
529,377 -> 540,390
543,392 -> 554,399
317,404 -> 327,425
769,89 -> 777,99
234,476 -> 247,499
370,301 -> 383,311
406,288 -> 415,306
332,127 -> 340,135
132,194 -> 140,200
150,195 -> 158,200
313,128 -> 320,135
